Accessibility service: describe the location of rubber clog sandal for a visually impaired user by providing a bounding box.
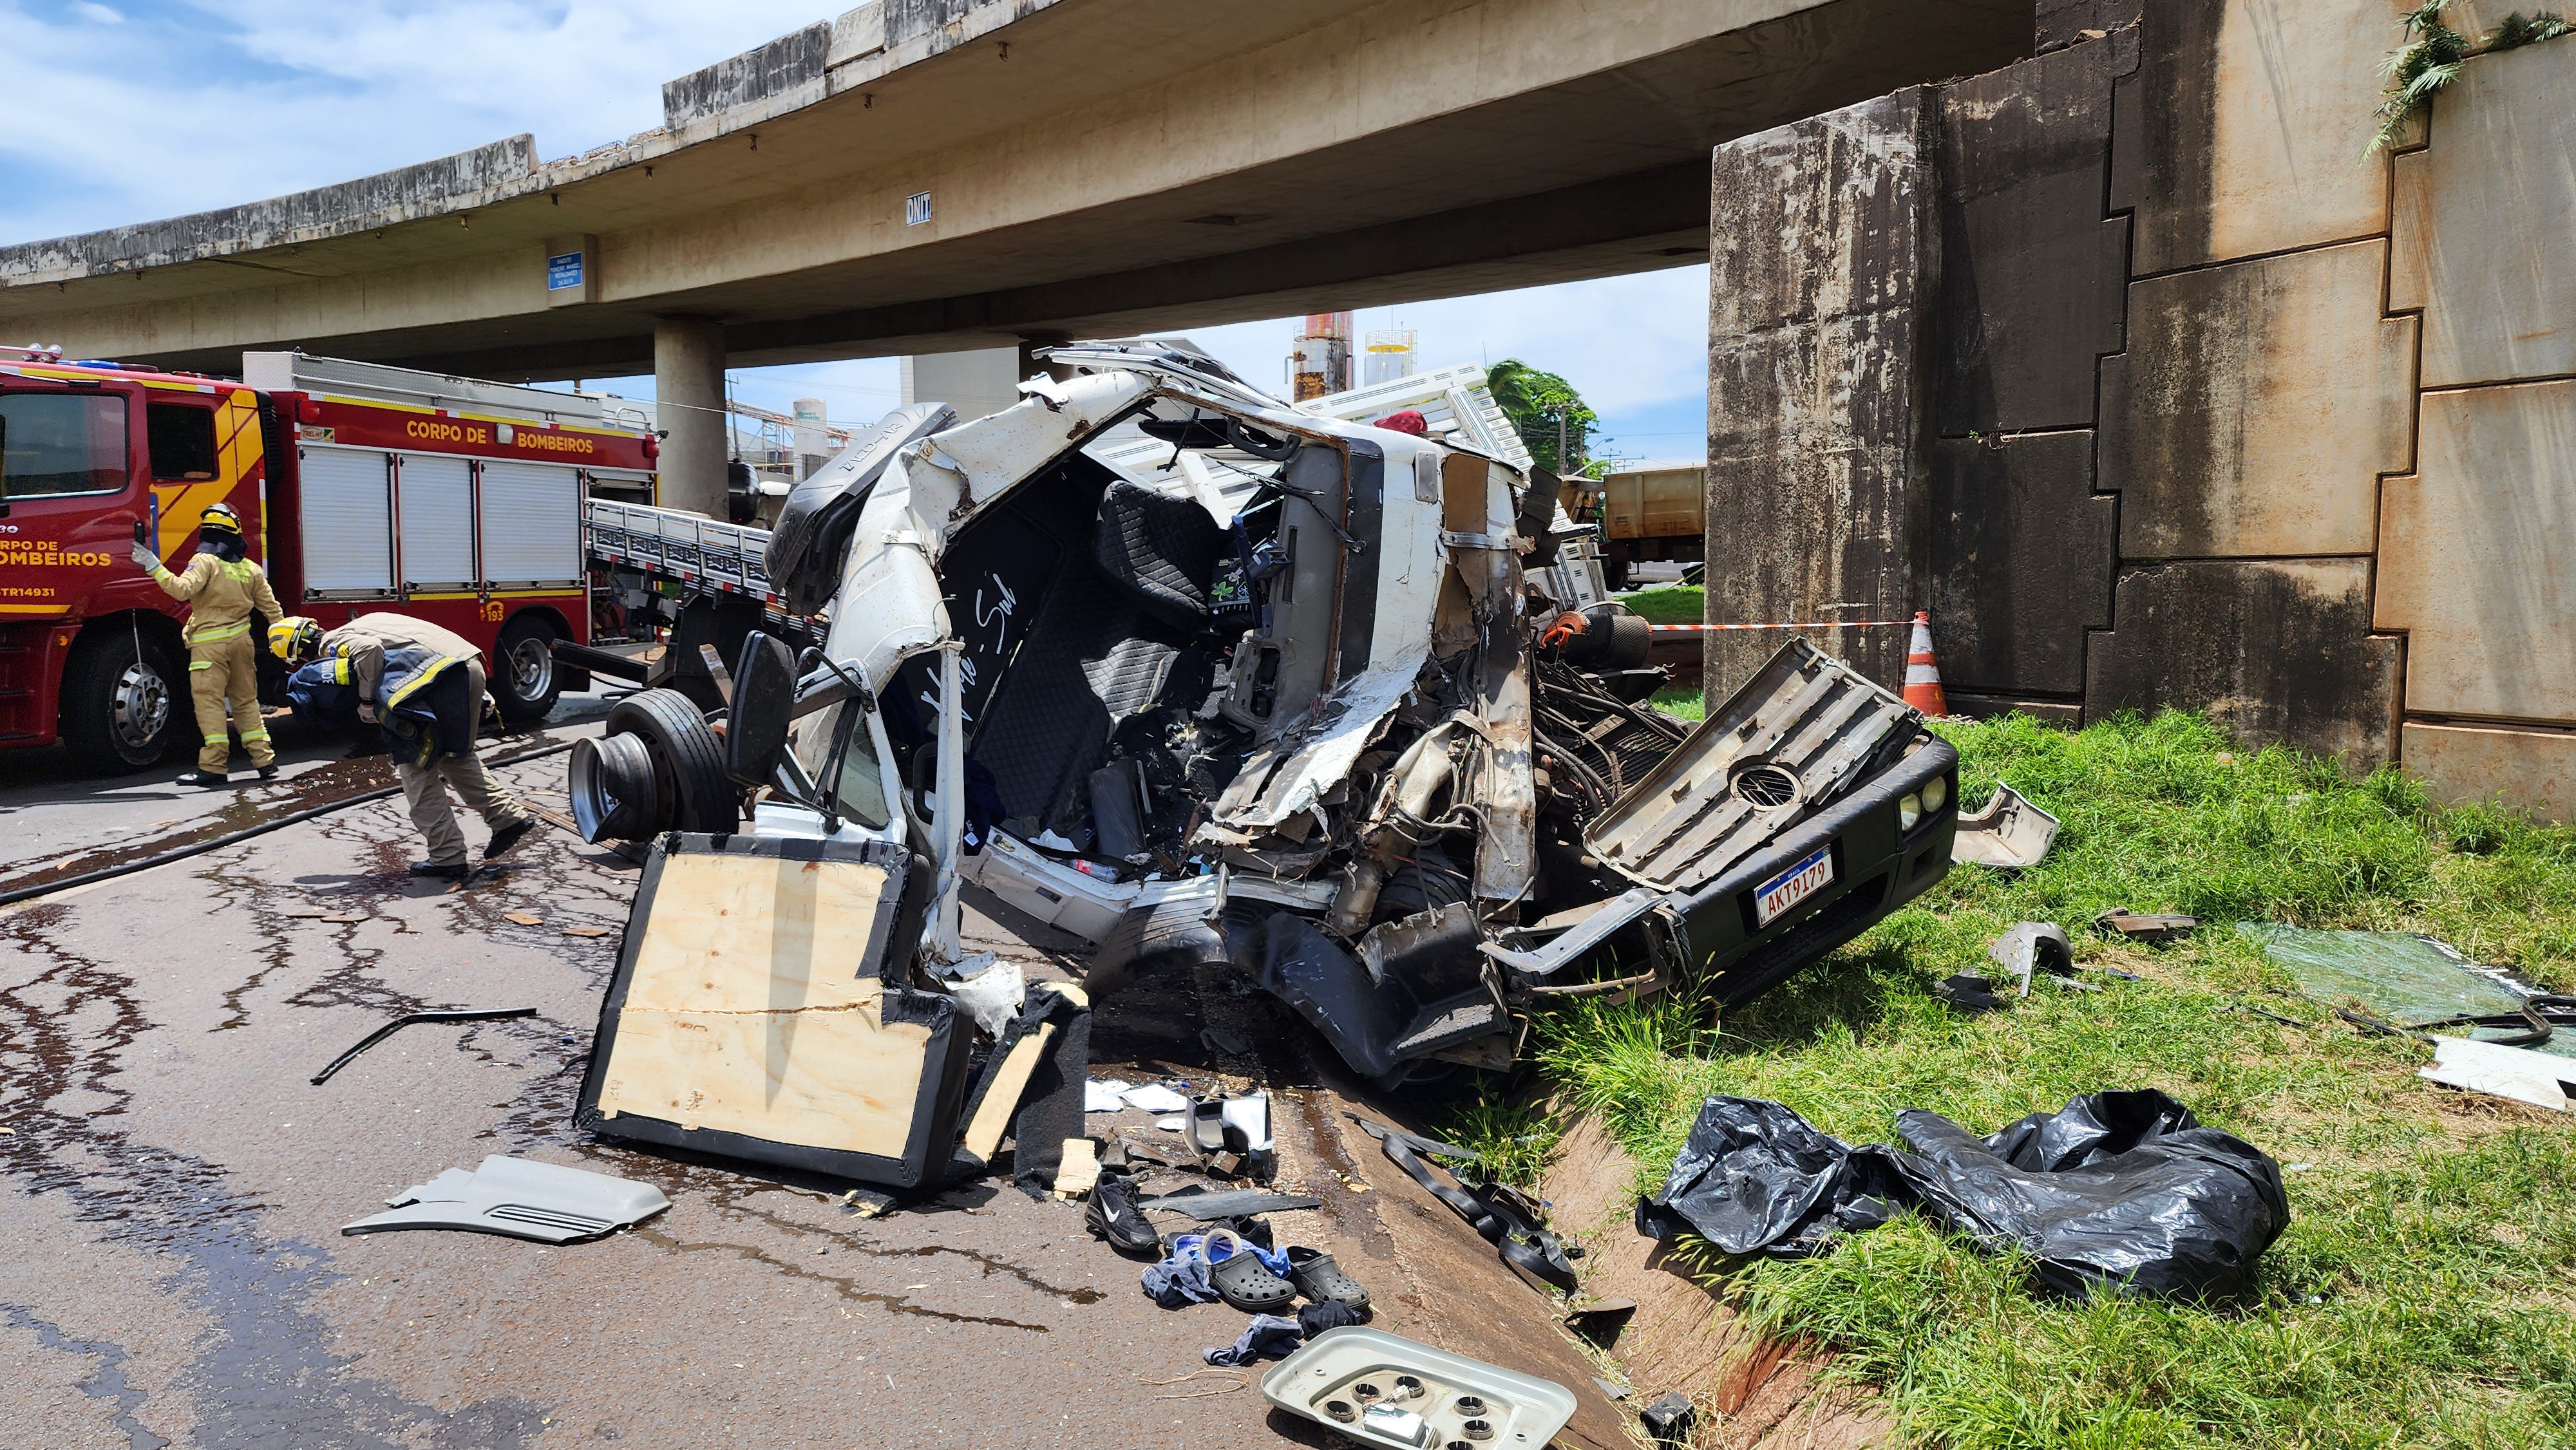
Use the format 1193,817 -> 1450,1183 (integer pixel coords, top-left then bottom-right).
1204,1230 -> 1298,1313
1284,1246 -> 1370,1311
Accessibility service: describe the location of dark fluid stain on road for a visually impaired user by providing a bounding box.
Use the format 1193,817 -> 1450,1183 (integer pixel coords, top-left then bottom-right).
630,1223 -> 1057,1332
0,1302 -> 170,1449
698,1181 -> 1108,1306
0,901 -> 552,1447
0,735 -> 574,900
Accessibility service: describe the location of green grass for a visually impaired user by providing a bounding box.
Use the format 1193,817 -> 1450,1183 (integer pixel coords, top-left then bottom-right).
1507,709 -> 2576,1449
1620,583 -> 1703,625
1648,683 -> 1704,722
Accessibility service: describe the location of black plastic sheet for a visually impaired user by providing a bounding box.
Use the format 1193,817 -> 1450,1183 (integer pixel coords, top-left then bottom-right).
1637,1090 -> 2289,1299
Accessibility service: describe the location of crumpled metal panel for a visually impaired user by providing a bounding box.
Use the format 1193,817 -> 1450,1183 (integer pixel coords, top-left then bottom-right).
1584,640 -> 1917,892
1211,645 -> 1428,830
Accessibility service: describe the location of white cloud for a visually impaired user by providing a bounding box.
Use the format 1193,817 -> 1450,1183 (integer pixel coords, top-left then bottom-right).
70,3 -> 121,23
0,1 -> 829,243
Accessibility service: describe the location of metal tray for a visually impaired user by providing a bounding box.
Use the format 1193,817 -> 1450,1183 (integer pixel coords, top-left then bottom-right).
1260,1326 -> 1576,1449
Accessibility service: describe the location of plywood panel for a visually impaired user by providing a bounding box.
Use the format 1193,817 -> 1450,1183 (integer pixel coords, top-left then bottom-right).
596,853 -> 929,1161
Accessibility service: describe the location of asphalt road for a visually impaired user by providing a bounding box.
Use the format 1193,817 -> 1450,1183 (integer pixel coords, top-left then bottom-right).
0,716 -> 1631,1449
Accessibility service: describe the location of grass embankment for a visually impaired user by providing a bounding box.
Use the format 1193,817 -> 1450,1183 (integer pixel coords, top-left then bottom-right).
1457,709 -> 2576,1449
1620,583 -> 1704,625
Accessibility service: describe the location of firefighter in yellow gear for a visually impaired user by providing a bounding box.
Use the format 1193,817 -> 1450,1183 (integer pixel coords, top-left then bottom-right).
131,503 -> 284,786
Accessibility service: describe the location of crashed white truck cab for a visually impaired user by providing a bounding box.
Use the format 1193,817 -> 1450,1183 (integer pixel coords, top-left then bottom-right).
571,343 -> 1962,1188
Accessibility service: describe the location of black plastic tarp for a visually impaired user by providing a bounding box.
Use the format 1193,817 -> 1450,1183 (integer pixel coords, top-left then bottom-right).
1636,1090 -> 2289,1298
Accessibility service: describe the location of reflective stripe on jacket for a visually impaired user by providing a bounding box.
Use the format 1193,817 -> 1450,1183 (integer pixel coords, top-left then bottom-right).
151,554 -> 283,648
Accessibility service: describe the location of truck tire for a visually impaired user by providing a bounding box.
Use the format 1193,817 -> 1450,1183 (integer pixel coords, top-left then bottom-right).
491,614 -> 563,723
61,628 -> 185,774
605,688 -> 739,834
1600,556 -> 1631,593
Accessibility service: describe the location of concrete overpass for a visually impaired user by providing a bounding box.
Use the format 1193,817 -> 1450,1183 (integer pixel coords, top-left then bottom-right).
0,0 -> 2029,509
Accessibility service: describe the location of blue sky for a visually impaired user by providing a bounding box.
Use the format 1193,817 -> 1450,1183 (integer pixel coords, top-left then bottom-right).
0,1 -> 1709,464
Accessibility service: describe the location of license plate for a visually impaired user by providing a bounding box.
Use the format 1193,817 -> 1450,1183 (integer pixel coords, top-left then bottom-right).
1752,844 -> 1835,926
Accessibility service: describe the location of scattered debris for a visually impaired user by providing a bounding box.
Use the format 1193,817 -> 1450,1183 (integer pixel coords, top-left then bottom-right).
575,834 -> 978,1191
1359,1114 -> 1578,1292
502,912 -> 544,927
1054,1138 -> 1101,1200
1638,1090 -> 2289,1298
1950,782 -> 2058,869
1122,1082 -> 1189,1114
309,1007 -> 538,1085
2241,923 -> 2576,1063
2419,1036 -> 2575,1113
1935,973 -> 2008,1013
341,1155 -> 668,1243
558,925 -> 611,938
2094,908 -> 2197,943
1564,1298 -> 1636,1338
321,912 -> 369,923
1086,1167 -> 1162,1254
1640,1389 -> 1698,1445
1208,1229 -> 1300,1312
1204,1313 -> 1304,1366
1136,1187 -> 1322,1220
1260,1326 -> 1578,1450
1988,921 -> 2074,995
281,905 -> 331,919
1137,1368 -> 1248,1400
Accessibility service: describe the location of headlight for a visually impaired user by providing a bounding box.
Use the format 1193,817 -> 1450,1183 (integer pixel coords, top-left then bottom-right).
1898,792 -> 1922,832
1922,776 -> 1947,813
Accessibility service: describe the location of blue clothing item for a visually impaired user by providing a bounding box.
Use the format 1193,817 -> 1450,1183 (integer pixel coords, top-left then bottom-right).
1141,1234 -> 1219,1309
1204,1314 -> 1302,1367
1205,1229 -> 1294,1279
284,652 -> 465,765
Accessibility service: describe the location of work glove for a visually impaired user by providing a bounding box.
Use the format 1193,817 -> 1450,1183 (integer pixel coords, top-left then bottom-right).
129,543 -> 160,570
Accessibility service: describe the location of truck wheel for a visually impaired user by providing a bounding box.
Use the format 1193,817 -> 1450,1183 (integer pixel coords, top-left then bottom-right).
491,614 -> 562,723
61,630 -> 185,774
1600,557 -> 1631,593
605,688 -> 739,833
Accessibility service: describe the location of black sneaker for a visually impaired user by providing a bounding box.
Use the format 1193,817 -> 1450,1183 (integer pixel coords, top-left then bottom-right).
484,817 -> 534,862
408,860 -> 470,880
1084,1169 -> 1160,1257
176,770 -> 227,787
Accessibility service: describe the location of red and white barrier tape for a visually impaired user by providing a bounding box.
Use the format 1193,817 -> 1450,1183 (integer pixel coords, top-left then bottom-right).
1648,619 -> 1915,632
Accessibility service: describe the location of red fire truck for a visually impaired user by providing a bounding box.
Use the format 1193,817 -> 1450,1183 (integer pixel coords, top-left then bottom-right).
0,347 -> 656,772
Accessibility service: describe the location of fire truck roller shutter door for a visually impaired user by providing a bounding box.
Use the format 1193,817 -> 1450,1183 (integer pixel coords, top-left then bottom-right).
297,447 -> 395,596
397,453 -> 475,590
477,460 -> 582,587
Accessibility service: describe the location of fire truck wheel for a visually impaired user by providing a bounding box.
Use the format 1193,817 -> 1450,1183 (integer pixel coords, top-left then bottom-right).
605,688 -> 739,834
491,615 -> 564,723
62,629 -> 185,773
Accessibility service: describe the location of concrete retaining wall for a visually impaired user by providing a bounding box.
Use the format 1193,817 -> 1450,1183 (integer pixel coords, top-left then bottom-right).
1705,0 -> 2576,816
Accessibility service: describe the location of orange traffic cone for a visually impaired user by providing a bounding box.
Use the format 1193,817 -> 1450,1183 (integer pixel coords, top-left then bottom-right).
1903,611 -> 1949,717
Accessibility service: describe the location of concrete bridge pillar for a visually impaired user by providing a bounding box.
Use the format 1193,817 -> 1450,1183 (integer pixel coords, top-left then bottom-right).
654,315 -> 727,517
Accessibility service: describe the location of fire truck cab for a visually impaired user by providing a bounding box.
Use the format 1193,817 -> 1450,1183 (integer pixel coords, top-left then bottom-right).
0,346 -> 655,773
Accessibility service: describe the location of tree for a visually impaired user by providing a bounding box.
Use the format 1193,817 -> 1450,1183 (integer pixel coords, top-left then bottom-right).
1485,359 -> 1599,475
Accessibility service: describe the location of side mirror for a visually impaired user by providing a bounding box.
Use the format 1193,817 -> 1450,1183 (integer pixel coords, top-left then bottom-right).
724,630 -> 799,788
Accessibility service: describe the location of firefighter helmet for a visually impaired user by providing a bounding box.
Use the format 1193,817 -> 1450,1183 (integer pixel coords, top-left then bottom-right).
270,616 -> 323,663
199,502 -> 243,536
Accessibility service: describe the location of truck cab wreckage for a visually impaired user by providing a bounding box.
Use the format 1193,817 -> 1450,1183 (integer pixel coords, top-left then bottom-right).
569,341 -> 1963,1190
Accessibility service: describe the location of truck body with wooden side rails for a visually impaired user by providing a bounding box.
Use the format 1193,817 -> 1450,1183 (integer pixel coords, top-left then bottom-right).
1567,458 -> 1705,591
0,346 -> 656,771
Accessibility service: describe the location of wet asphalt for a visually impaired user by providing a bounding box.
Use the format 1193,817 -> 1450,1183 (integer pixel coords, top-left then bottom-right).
0,708 -> 1406,1449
